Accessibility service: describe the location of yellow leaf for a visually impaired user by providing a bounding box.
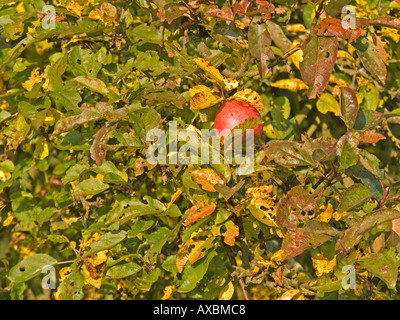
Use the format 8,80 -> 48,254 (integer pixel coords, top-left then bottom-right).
256,258 -> 275,268
337,50 -> 356,62
16,2 -> 25,13
34,137 -> 49,160
290,40 -> 303,69
271,78 -> 308,91
66,1 -> 83,16
222,221 -> 239,246
0,100 -> 9,111
249,197 -> 278,227
317,203 -> 334,223
193,58 -> 239,91
329,74 -> 347,87
59,267 -> 72,283
245,185 -> 273,198
223,77 -> 239,91
189,85 -> 223,109
357,76 -> 372,87
3,212 -> 14,227
286,24 -> 307,32
219,281 -> 234,300
87,250 -> 108,266
89,9 -> 102,20
312,253 -> 336,277
176,230 -> 213,273
0,170 -> 11,183
162,285 -> 176,300
271,249 -> 285,262
194,58 -> 225,84
22,68 -> 46,92
166,188 -> 183,209
316,93 -> 340,116
191,168 -> 225,192
228,88 -> 264,109
280,289 -> 301,300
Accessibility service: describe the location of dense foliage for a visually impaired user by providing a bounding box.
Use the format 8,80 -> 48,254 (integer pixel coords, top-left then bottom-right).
1,0 -> 400,300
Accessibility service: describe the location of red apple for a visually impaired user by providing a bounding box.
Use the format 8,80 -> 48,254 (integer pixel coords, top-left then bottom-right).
214,100 -> 263,142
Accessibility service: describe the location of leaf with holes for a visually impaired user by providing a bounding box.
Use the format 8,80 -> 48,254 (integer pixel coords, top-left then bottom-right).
299,31 -> 338,99
9,254 -> 57,284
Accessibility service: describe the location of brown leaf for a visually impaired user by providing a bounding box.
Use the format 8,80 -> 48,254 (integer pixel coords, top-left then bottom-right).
316,17 -> 363,43
374,35 -> 389,63
274,266 -> 283,286
359,130 -> 386,144
299,31 -> 338,99
205,7 -> 234,21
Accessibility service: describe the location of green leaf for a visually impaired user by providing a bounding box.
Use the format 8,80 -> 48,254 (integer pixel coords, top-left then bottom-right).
178,249 -> 216,293
358,248 -> 400,290
9,254 -> 57,284
351,36 -> 387,85
128,23 -> 166,45
105,196 -> 164,225
360,149 -> 384,179
265,21 -> 292,52
337,183 -> 371,213
106,262 -> 142,279
336,209 -> 400,251
50,83 -> 82,114
69,46 -> 102,78
83,230 -> 127,257
45,52 -> 68,91
72,76 -> 109,95
58,262 -> 84,300
345,165 -> 383,200
74,178 -> 110,197
2,114 -> 30,150
92,161 -> 126,184
62,162 -> 89,184
271,96 -> 295,140
0,110 -> 11,123
143,227 -> 171,263
354,110 -> 384,131
337,132 -> 360,170
143,91 -> 186,109
360,84 -> 379,111
53,102 -> 113,135
299,31 -> 338,99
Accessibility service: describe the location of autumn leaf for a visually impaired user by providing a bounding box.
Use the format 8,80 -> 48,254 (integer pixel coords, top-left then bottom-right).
359,130 -> 386,144
228,88 -> 264,110
300,31 -> 338,99
316,17 -> 364,43
280,289 -> 304,300
191,168 -> 225,192
194,58 -> 239,91
189,85 -> 222,110
286,24 -> 307,33
205,7 -> 234,21
184,199 -> 216,226
218,281 -> 234,300
270,79 -> 309,91
312,253 -> 336,277
222,221 -> 239,246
